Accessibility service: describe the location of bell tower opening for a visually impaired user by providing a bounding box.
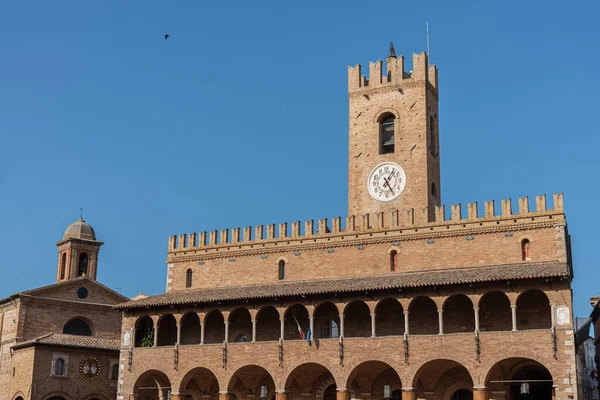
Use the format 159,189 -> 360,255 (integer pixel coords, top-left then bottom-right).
347,44 -> 441,221
56,217 -> 103,282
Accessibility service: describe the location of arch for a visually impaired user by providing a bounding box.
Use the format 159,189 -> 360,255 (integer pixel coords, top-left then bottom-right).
343,300 -> 371,338
60,253 -> 67,280
63,317 -> 93,336
157,314 -> 177,346
314,302 -> 339,339
227,365 -> 276,400
408,296 -> 438,335
521,239 -> 531,261
284,362 -> 336,396
379,114 -> 395,154
133,369 -> 172,400
41,393 -> 71,400
204,309 -> 225,344
443,295 -> 474,334
179,367 -> 220,399
478,291 -> 512,332
180,312 -> 201,345
256,306 -> 280,342
12,393 -> 25,400
516,290 -> 551,330
54,358 -> 65,376
228,307 -> 252,343
186,269 -> 193,288
135,315 -> 155,347
412,359 -> 474,399
284,304 -> 309,340
374,108 -> 400,123
484,357 -> 553,399
77,252 -> 89,277
375,298 -> 404,337
345,361 -> 401,397
80,395 -> 110,400
278,260 -> 285,280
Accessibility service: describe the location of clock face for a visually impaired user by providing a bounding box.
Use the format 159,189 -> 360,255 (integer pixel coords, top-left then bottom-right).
367,162 -> 406,202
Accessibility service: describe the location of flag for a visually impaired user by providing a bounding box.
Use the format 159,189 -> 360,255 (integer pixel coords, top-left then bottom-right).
306,327 -> 312,346
293,316 -> 306,340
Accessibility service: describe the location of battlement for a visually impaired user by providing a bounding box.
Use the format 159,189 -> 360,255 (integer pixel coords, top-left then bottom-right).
168,194 -> 564,253
348,51 -> 438,93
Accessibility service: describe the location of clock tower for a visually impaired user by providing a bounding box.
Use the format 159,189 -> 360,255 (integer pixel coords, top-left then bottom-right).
348,44 -> 441,222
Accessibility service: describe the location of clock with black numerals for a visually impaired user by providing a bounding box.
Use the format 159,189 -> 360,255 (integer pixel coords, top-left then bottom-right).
367,162 -> 406,202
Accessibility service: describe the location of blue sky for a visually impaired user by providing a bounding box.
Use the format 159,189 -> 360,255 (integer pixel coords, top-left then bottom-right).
1,1 -> 598,317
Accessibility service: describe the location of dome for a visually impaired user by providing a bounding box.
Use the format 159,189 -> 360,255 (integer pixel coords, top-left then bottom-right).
63,218 -> 96,241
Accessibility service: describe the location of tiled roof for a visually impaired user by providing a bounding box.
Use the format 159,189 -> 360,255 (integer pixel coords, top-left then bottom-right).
115,262 -> 570,310
12,333 -> 120,351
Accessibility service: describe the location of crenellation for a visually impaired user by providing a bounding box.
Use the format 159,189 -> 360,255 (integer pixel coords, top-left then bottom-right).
467,202 -> 478,221
169,193 -> 565,252
368,60 -> 383,87
451,204 -> 462,221
501,199 -> 512,217
536,195 -> 547,212
411,52 -> 428,81
519,197 -> 529,214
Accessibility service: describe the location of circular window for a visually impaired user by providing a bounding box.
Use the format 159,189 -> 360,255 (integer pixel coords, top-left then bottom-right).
77,287 -> 88,299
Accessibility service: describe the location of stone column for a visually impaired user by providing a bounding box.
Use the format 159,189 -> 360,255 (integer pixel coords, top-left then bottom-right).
371,313 -> 376,337
550,303 -> 556,326
474,307 -> 480,332
224,321 -> 230,343
511,305 -> 517,331
404,311 -> 409,335
438,310 -> 444,335
153,320 -> 158,347
280,318 -> 285,341
200,323 -> 205,345
336,389 -> 351,400
401,388 -> 416,400
252,319 -> 257,342
340,315 -> 345,338
275,391 -> 289,400
176,324 -> 181,345
473,387 -> 489,400
309,317 -> 314,340
219,392 -> 231,400
171,394 -> 183,400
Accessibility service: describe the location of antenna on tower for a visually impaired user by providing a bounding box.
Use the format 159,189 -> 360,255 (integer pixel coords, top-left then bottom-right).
426,21 -> 431,60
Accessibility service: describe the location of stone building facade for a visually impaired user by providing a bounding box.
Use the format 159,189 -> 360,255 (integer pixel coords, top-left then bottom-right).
115,45 -> 577,400
0,218 -> 127,400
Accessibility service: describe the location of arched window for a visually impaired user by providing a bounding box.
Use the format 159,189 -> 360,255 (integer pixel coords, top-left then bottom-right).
431,182 -> 437,198
522,239 -> 531,261
390,250 -> 398,272
111,364 -> 119,380
54,358 -> 65,376
430,116 -> 437,156
63,318 -> 92,336
321,319 -> 339,338
186,269 -> 193,288
77,253 -> 88,277
60,253 -> 67,280
278,260 -> 285,280
380,116 -> 395,154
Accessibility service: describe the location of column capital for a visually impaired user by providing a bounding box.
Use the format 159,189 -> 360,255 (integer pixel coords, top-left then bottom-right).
403,310 -> 409,315
473,306 -> 479,311
437,309 -> 443,313
335,388 -> 348,392
275,390 -> 289,394
401,388 -> 416,392
473,386 -> 487,390
219,391 -> 230,395
510,305 -> 517,309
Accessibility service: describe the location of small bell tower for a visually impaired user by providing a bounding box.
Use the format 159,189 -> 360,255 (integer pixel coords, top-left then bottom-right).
347,44 -> 441,221
56,217 -> 103,282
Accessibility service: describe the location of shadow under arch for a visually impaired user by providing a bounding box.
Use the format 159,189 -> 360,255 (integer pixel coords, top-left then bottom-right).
134,369 -> 172,400
179,366 -> 220,399
284,362 -> 337,400
345,361 -> 402,399
411,359 -> 474,399
41,392 -> 71,400
484,357 -> 553,400
227,365 -> 276,400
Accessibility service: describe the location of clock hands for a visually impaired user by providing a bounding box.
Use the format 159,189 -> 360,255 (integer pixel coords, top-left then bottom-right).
382,170 -> 396,195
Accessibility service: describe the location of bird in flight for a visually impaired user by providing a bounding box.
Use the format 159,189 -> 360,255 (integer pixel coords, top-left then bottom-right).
165,34 -> 170,40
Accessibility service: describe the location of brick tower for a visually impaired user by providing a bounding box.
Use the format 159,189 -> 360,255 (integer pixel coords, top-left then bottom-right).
348,43 -> 441,220
55,217 -> 103,282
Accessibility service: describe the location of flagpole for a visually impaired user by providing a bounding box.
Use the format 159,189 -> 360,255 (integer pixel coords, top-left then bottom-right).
426,21 -> 431,60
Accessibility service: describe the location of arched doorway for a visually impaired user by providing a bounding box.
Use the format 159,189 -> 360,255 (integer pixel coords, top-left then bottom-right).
179,367 -> 219,399
486,358 -> 553,399
346,361 -> 401,400
134,370 -> 171,400
228,365 -> 275,400
285,363 -> 336,400
413,360 -> 473,399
